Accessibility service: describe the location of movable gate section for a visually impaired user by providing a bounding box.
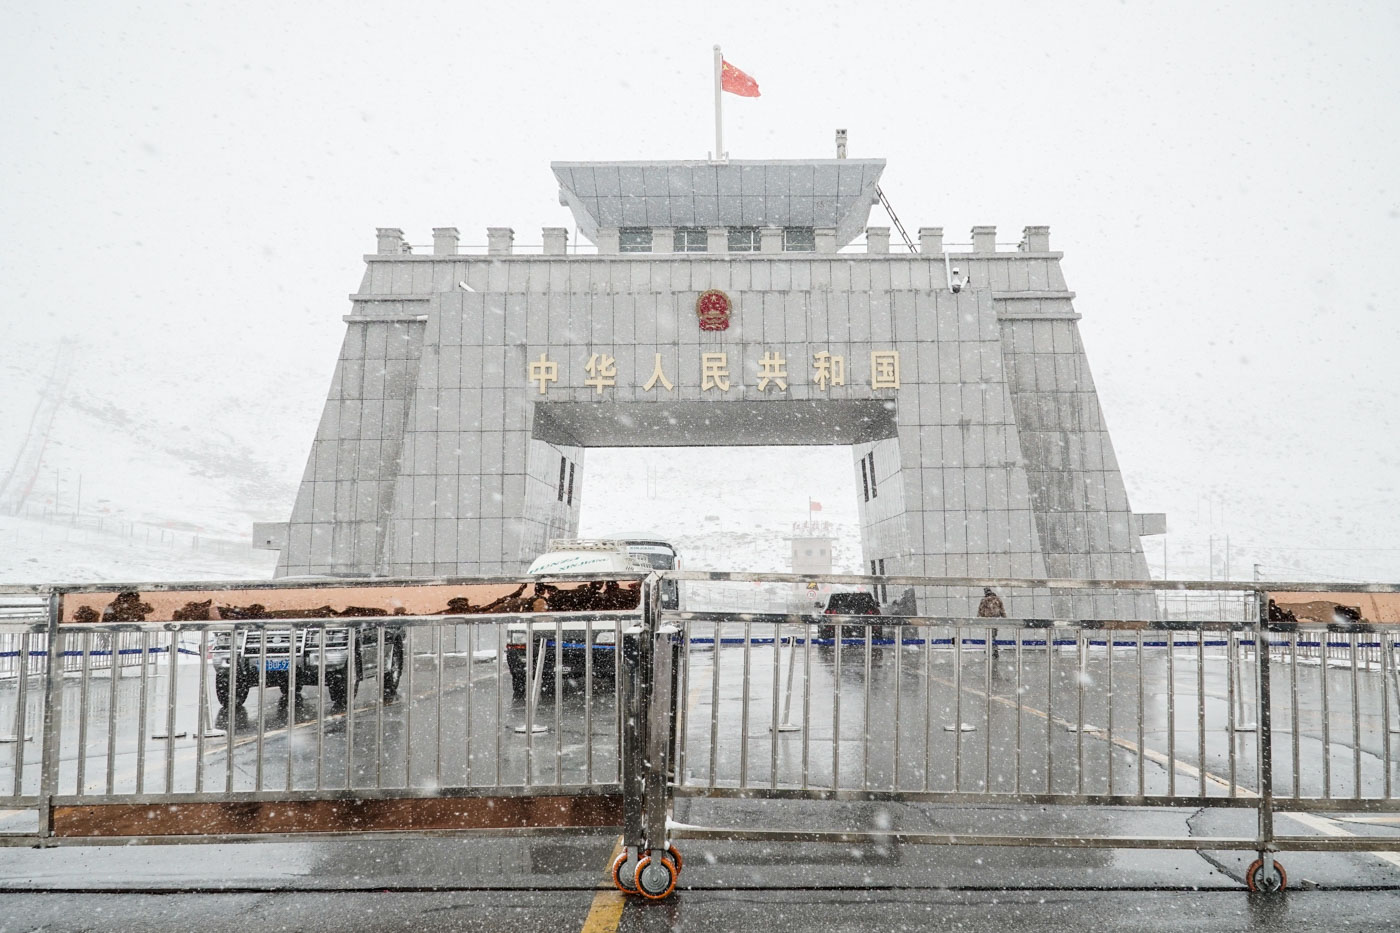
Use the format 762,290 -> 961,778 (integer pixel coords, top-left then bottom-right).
657,573 -> 1400,894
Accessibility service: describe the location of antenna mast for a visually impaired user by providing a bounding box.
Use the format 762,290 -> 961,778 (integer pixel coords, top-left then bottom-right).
839,129 -> 916,253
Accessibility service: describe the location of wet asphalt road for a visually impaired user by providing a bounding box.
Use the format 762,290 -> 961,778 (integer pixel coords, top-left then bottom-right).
0,888 -> 1399,933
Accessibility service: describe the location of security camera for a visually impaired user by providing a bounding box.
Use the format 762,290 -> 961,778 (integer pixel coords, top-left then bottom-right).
950,267 -> 963,293
458,281 -> 474,292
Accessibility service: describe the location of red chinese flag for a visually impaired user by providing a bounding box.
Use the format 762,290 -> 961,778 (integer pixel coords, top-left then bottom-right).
721,60 -> 760,97
809,500 -> 823,512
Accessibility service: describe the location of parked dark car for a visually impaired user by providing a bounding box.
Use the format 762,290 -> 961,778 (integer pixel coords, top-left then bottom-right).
212,617 -> 404,709
816,592 -> 884,640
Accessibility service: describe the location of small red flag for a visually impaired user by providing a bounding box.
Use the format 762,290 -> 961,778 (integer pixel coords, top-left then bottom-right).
809,500 -> 823,512
721,60 -> 760,97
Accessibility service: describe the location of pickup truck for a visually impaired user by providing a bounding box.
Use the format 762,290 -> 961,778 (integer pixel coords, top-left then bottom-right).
209,604 -> 404,709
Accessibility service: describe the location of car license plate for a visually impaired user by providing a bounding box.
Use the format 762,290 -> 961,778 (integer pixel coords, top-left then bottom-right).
263,659 -> 290,673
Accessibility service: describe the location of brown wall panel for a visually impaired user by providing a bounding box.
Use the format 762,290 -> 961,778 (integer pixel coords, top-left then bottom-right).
52,794 -> 623,837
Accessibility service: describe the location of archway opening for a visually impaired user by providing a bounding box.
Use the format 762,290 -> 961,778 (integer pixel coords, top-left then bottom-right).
577,445 -> 866,612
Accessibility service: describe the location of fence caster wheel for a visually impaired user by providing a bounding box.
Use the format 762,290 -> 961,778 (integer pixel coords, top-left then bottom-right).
634,854 -> 678,900
1246,858 -> 1288,893
611,850 -> 638,895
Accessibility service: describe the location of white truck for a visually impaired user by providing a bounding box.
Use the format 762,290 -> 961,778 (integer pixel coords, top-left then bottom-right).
504,540 -> 650,697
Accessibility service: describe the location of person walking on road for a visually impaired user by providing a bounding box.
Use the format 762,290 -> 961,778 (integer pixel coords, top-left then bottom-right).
978,587 -> 1006,658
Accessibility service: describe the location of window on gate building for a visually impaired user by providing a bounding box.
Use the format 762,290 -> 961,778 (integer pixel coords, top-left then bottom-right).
675,227 -> 707,252
784,227 -> 816,251
619,228 -> 652,252
728,226 -> 760,252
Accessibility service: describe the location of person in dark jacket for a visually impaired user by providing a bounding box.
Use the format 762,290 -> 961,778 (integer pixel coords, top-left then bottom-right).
978,587 -> 1006,657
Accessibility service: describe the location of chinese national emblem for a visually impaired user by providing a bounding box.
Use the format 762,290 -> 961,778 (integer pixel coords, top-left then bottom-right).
696,289 -> 732,331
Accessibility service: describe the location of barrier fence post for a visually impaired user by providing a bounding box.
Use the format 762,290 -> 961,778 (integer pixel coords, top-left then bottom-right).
38,588 -> 63,842
1252,587 -> 1283,891
644,583 -> 672,835
614,577 -> 651,891
636,573 -> 681,898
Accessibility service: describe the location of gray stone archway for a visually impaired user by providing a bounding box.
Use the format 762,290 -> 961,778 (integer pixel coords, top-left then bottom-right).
259,158 -> 1160,620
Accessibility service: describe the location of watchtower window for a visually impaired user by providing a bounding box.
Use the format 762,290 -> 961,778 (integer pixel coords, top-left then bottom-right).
675,227 -> 707,252
728,227 -> 760,252
784,227 -> 816,252
619,228 -> 652,253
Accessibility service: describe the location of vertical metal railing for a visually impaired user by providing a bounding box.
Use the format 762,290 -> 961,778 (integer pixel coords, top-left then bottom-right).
4,572 -> 1399,889
1,602 -> 641,836
664,576 -> 1398,822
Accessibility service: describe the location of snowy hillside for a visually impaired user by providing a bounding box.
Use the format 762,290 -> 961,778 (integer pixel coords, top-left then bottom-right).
1,513 -> 276,584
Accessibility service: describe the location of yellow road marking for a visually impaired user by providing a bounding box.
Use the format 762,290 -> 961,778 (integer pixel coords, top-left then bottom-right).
580,835 -> 626,933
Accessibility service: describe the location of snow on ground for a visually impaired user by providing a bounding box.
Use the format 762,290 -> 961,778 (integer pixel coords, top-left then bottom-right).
579,446 -> 864,575
0,513 -> 275,585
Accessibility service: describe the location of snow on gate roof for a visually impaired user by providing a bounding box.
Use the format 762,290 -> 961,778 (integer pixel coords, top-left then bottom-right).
550,159 -> 886,248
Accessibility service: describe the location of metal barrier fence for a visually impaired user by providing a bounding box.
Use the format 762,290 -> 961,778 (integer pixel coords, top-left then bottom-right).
0,576 -> 644,846
651,573 -> 1400,896
1,597 -> 162,679
2,573 -> 1399,899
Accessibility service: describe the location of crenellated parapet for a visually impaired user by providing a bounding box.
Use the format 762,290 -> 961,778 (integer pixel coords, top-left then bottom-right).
350,222 -> 1077,327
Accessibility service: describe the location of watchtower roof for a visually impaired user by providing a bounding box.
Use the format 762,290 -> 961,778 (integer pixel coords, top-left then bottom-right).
551,159 -> 886,247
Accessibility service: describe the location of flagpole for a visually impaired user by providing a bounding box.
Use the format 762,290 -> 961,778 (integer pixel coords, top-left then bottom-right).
713,44 -> 724,162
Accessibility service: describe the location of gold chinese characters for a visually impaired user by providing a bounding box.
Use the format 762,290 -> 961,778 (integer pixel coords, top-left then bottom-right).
525,350 -> 900,394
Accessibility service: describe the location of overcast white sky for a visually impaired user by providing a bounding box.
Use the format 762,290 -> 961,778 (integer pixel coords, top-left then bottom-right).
2,1 -> 1397,579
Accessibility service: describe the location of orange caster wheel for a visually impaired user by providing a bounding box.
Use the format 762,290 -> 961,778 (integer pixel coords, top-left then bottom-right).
611,850 -> 638,894
634,853 -> 678,900
1246,857 -> 1287,893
